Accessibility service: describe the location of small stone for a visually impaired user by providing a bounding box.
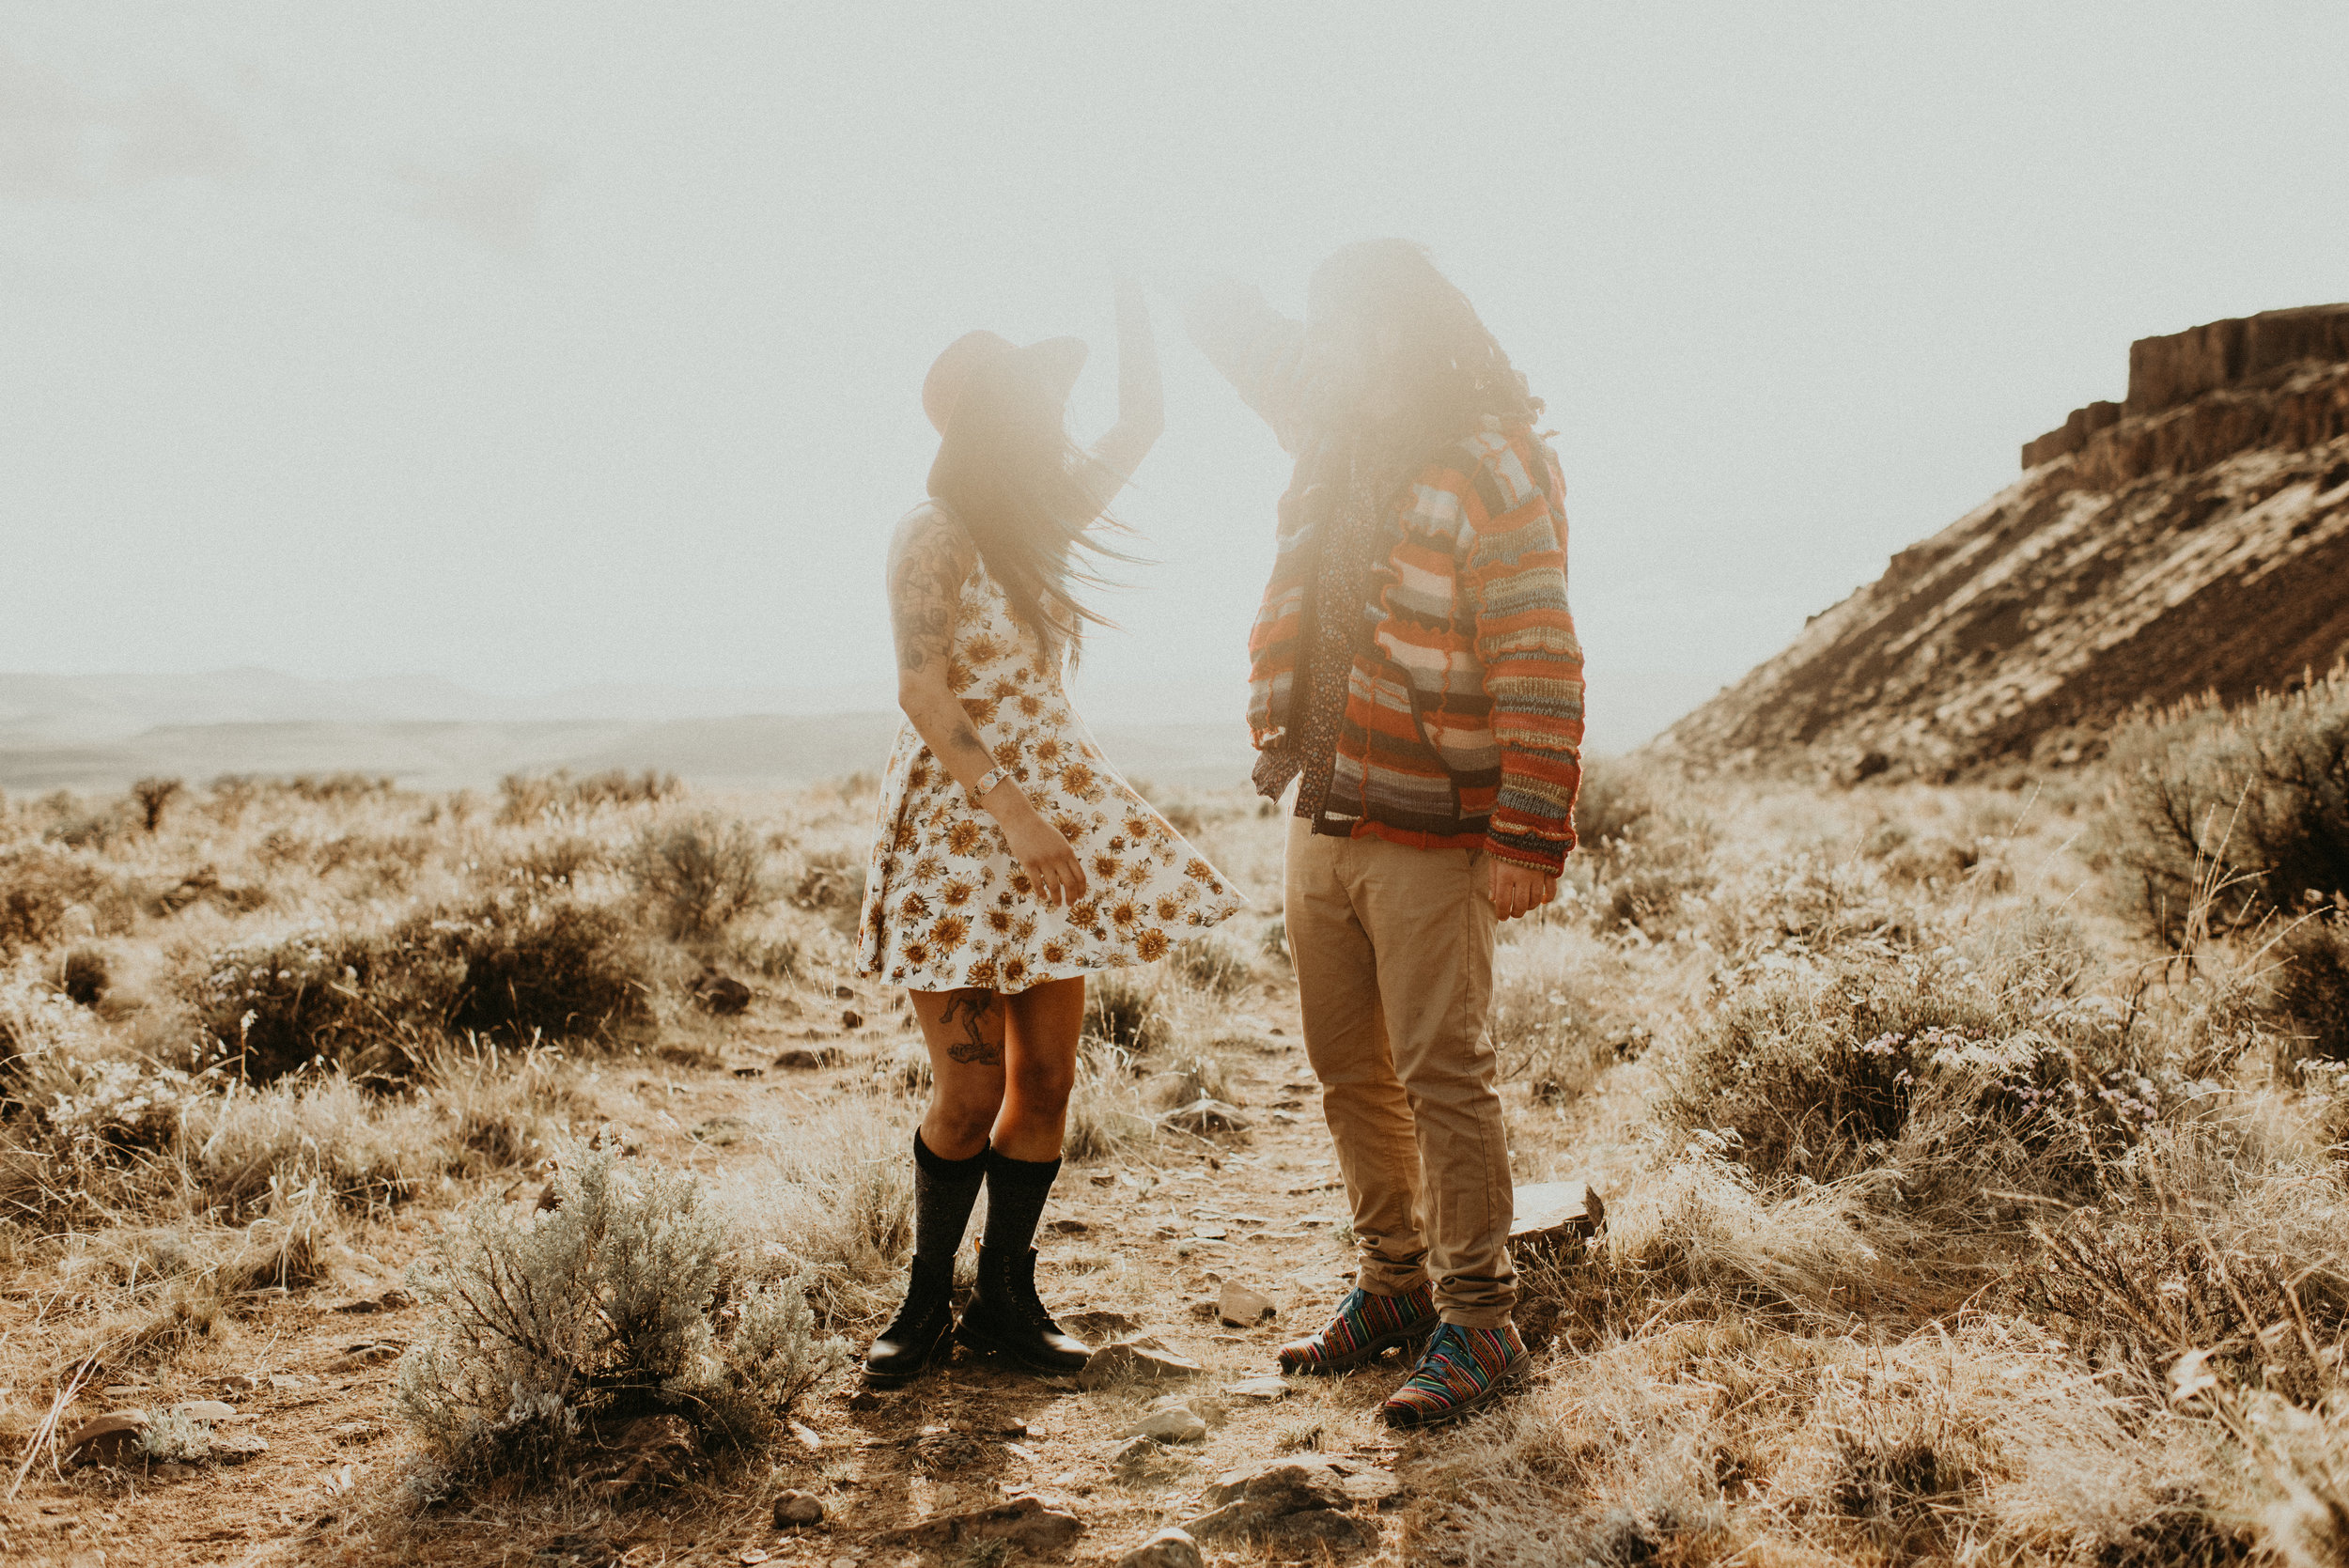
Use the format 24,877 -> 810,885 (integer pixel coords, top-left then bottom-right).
689,966 -> 754,1016
61,1411 -> 148,1467
1216,1281 -> 1276,1326
210,1429 -> 270,1463
169,1400 -> 240,1422
774,1046 -> 849,1070
267,1373 -> 313,1390
328,1340 -> 404,1372
216,1374 -> 262,1394
841,1009 -> 863,1029
1049,1217 -> 1091,1234
1077,1338 -> 1205,1391
1122,1405 -> 1206,1444
1221,1376 -> 1293,1401
833,984 -> 855,1000
1109,1436 -> 1159,1472
774,1490 -> 826,1526
1116,1527 -> 1206,1568
1510,1181 -> 1606,1247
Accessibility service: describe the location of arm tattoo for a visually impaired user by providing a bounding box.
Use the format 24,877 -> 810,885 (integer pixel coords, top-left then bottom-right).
941,988 -> 1003,1065
886,512 -> 973,675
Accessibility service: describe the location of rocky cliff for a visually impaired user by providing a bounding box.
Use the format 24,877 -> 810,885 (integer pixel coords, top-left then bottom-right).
1655,304 -> 2349,777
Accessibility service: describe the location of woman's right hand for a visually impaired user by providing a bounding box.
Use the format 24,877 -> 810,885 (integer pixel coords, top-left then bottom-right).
995,794 -> 1088,908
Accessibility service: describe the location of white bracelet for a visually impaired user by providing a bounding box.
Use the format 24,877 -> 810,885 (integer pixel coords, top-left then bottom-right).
971,768 -> 1006,800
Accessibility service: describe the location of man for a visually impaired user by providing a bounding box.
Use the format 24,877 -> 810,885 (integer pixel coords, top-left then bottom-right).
1185,241 -> 1584,1428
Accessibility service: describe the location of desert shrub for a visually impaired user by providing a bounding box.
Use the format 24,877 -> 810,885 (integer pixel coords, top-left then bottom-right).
1082,968 -> 1170,1053
2263,916 -> 2349,1063
786,847 -> 865,937
2100,665 -> 2349,942
180,1073 -> 457,1216
398,1141 -> 847,1485
285,772 -> 394,801
1169,928 -> 1252,996
60,944 -> 108,1007
1655,946 -> 2137,1209
1574,756 -> 1658,849
627,815 -> 772,940
498,768 -> 679,825
505,833 -> 607,888
0,847 -> 112,955
131,776 -> 183,832
188,896 -> 648,1084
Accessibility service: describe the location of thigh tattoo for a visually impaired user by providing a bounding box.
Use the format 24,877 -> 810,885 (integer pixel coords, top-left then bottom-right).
941,989 -> 1003,1065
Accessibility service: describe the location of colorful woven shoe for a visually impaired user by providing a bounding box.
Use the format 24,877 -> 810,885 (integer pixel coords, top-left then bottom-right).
1275,1283 -> 1437,1375
1380,1322 -> 1530,1428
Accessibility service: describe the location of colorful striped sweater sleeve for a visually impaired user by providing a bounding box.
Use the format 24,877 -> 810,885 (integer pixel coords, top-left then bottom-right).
1460,437 -> 1585,872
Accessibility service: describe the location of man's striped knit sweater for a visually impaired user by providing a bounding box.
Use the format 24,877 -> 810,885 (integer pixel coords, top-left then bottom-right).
1186,282 -> 1587,875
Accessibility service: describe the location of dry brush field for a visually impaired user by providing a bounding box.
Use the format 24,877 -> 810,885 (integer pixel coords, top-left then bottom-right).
3,674 -> 2347,1567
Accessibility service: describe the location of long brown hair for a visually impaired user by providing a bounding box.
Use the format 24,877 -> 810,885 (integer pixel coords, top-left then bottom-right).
926,351 -> 1128,655
1309,239 -> 1544,457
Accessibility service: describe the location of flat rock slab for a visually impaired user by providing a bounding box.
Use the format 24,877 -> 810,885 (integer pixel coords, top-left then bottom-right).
889,1495 -> 1083,1551
1511,1181 -> 1605,1245
1078,1338 -> 1204,1391
1221,1376 -> 1295,1401
62,1411 -> 148,1467
1217,1281 -> 1276,1326
1116,1527 -> 1206,1568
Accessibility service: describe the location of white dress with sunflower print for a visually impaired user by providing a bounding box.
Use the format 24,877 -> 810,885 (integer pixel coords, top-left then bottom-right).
857,557 -> 1247,994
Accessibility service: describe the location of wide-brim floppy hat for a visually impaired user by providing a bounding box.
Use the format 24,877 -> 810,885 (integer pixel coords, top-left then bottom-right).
923,330 -> 1088,437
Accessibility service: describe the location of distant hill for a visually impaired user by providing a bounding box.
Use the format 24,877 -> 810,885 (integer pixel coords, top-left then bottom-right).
1655,303 -> 2349,778
0,712 -> 1255,797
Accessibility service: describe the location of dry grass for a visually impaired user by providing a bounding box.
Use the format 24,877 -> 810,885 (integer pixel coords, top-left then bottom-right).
3,733 -> 2347,1565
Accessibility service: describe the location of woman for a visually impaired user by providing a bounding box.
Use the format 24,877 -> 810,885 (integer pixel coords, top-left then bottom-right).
855,277 -> 1245,1382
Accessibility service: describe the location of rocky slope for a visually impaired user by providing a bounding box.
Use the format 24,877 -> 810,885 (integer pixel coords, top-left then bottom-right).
1656,304 -> 2349,777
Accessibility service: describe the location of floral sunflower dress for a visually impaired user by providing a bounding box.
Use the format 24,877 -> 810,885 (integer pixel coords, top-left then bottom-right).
857,551 -> 1247,995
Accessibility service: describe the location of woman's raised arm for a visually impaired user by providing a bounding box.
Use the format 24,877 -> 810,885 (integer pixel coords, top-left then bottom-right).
1083,273 -> 1163,511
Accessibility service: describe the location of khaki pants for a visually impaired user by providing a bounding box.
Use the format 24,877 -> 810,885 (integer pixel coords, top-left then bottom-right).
1284,819 -> 1514,1327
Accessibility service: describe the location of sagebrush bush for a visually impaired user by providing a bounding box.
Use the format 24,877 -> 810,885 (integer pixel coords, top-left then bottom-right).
628,815 -> 772,940
498,768 -> 681,825
2100,664 -> 2349,942
1170,928 -> 1252,996
0,846 -> 123,955
2264,916 -> 2349,1063
1655,940 -> 2139,1213
189,895 -> 648,1083
398,1141 -> 846,1485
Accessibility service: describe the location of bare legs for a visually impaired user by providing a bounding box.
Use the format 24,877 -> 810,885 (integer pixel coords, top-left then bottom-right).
910,976 -> 1084,1162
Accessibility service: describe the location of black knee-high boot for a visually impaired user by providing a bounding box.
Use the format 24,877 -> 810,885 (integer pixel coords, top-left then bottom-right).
866,1130 -> 985,1382
954,1149 -> 1090,1373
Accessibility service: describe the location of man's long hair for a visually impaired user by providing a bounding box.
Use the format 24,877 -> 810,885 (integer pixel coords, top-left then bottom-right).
1310,239 -> 1544,460
926,357 -> 1128,656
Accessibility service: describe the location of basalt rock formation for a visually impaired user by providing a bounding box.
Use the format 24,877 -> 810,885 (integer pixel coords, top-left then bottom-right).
1657,304 -> 2349,778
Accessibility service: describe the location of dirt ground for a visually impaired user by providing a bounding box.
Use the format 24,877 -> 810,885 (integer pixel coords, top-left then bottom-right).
2,960 -> 1565,1567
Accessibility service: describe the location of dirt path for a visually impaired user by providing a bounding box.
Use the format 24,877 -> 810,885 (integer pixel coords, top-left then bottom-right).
3,970 -> 1462,1566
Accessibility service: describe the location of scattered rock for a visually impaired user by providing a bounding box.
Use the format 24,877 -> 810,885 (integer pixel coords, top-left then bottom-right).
840,1008 -> 863,1029
215,1374 -> 262,1394
328,1340 -> 405,1372
1109,1436 -> 1161,1473
1217,1281 -> 1276,1326
1116,1526 -> 1206,1568
1078,1338 -> 1205,1391
773,1490 -> 826,1527
1221,1375 -> 1293,1401
1049,1217 -> 1091,1234
887,1495 -> 1083,1552
1185,1458 -> 1376,1549
1510,1182 -> 1606,1249
689,966 -> 754,1016
61,1411 -> 148,1467
1123,1405 -> 1207,1444
833,984 -> 855,1000
774,1046 -> 849,1070
1159,1097 -> 1251,1134
210,1429 -> 270,1464
169,1400 -> 241,1422
1339,1468 -> 1404,1507
267,1373 -> 314,1391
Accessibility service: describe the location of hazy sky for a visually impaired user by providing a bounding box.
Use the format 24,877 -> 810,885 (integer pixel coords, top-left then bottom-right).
5,3 -> 2345,753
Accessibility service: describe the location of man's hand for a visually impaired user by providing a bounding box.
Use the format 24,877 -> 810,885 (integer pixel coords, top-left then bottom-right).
1488,859 -> 1558,923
